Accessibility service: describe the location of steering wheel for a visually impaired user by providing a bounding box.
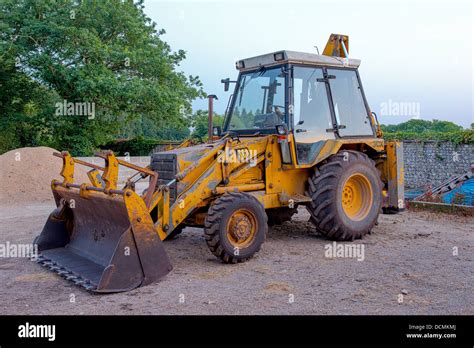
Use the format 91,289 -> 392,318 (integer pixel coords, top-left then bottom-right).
272,105 -> 285,121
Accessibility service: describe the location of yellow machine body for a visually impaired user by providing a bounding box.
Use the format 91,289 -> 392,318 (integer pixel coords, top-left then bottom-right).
34,34 -> 404,292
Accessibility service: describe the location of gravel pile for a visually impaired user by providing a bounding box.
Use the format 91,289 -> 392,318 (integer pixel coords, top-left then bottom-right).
0,147 -> 88,204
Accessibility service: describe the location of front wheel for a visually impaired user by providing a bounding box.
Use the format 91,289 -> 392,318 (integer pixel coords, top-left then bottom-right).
204,192 -> 267,263
307,150 -> 382,241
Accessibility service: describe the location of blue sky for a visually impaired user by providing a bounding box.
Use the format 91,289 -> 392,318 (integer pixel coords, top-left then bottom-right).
144,0 -> 473,127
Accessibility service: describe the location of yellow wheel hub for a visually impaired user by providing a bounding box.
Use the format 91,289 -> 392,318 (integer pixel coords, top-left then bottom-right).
341,173 -> 373,221
226,209 -> 257,248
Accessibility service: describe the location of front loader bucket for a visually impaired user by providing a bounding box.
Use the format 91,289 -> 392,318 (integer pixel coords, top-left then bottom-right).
34,185 -> 172,293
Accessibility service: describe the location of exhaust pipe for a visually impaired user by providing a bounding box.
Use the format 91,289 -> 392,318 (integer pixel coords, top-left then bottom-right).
207,94 -> 218,143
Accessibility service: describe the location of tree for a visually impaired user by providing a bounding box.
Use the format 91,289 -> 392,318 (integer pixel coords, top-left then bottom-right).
190,110 -> 224,140
0,0 -> 204,155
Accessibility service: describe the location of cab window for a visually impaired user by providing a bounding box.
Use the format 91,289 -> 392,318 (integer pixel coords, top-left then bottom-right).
226,67 -> 286,131
327,69 -> 374,137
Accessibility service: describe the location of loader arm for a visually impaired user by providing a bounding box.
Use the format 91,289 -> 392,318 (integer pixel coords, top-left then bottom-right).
150,137 -> 269,239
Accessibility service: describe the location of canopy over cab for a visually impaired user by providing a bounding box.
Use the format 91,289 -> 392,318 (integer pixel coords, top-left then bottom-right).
235,49 -> 361,72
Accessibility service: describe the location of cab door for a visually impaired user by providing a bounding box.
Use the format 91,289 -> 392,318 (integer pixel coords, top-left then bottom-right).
291,66 -> 335,165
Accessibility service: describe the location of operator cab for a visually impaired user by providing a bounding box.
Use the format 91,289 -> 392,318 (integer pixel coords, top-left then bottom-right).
221,38 -> 376,165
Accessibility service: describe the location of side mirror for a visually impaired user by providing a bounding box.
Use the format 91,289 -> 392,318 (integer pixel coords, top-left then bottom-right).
221,78 -> 230,92
212,126 -> 222,136
276,124 -> 289,135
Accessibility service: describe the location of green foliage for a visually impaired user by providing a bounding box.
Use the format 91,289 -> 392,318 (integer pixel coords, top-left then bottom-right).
190,110 -> 224,141
381,119 -> 463,133
119,115 -> 191,141
383,129 -> 473,144
104,136 -> 181,156
381,120 -> 472,144
0,0 -> 204,155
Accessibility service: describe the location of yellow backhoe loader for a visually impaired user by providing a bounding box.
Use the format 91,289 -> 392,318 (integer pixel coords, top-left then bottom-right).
34,34 -> 404,292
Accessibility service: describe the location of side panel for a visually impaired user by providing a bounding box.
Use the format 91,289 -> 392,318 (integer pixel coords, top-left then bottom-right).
385,141 -> 405,210
150,153 -> 178,203
265,137 -> 310,207
288,137 -> 385,170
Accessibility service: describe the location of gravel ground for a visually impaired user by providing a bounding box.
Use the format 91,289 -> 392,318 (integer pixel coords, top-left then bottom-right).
0,203 -> 472,315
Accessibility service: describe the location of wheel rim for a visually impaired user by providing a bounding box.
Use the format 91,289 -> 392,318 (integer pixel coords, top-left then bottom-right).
341,173 -> 373,221
226,209 -> 257,248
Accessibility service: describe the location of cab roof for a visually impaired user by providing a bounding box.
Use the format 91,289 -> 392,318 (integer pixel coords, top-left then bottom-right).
236,50 -> 361,71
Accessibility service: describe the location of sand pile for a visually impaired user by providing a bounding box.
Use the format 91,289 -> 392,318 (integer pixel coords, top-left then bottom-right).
0,147 -> 89,205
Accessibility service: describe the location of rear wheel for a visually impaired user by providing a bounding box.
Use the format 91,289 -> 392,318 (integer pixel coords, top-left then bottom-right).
204,192 -> 267,263
306,150 -> 382,241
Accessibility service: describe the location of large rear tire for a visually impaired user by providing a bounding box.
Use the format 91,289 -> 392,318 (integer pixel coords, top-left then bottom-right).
204,192 -> 267,263
306,150 -> 382,241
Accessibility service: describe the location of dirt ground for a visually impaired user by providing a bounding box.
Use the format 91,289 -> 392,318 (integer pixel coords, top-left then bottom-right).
0,203 -> 472,315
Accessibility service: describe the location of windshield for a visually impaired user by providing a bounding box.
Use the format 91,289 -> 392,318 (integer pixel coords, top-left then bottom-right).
225,66 -> 286,131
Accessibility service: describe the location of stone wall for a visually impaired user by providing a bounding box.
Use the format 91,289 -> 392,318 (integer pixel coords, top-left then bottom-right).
403,141 -> 473,189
